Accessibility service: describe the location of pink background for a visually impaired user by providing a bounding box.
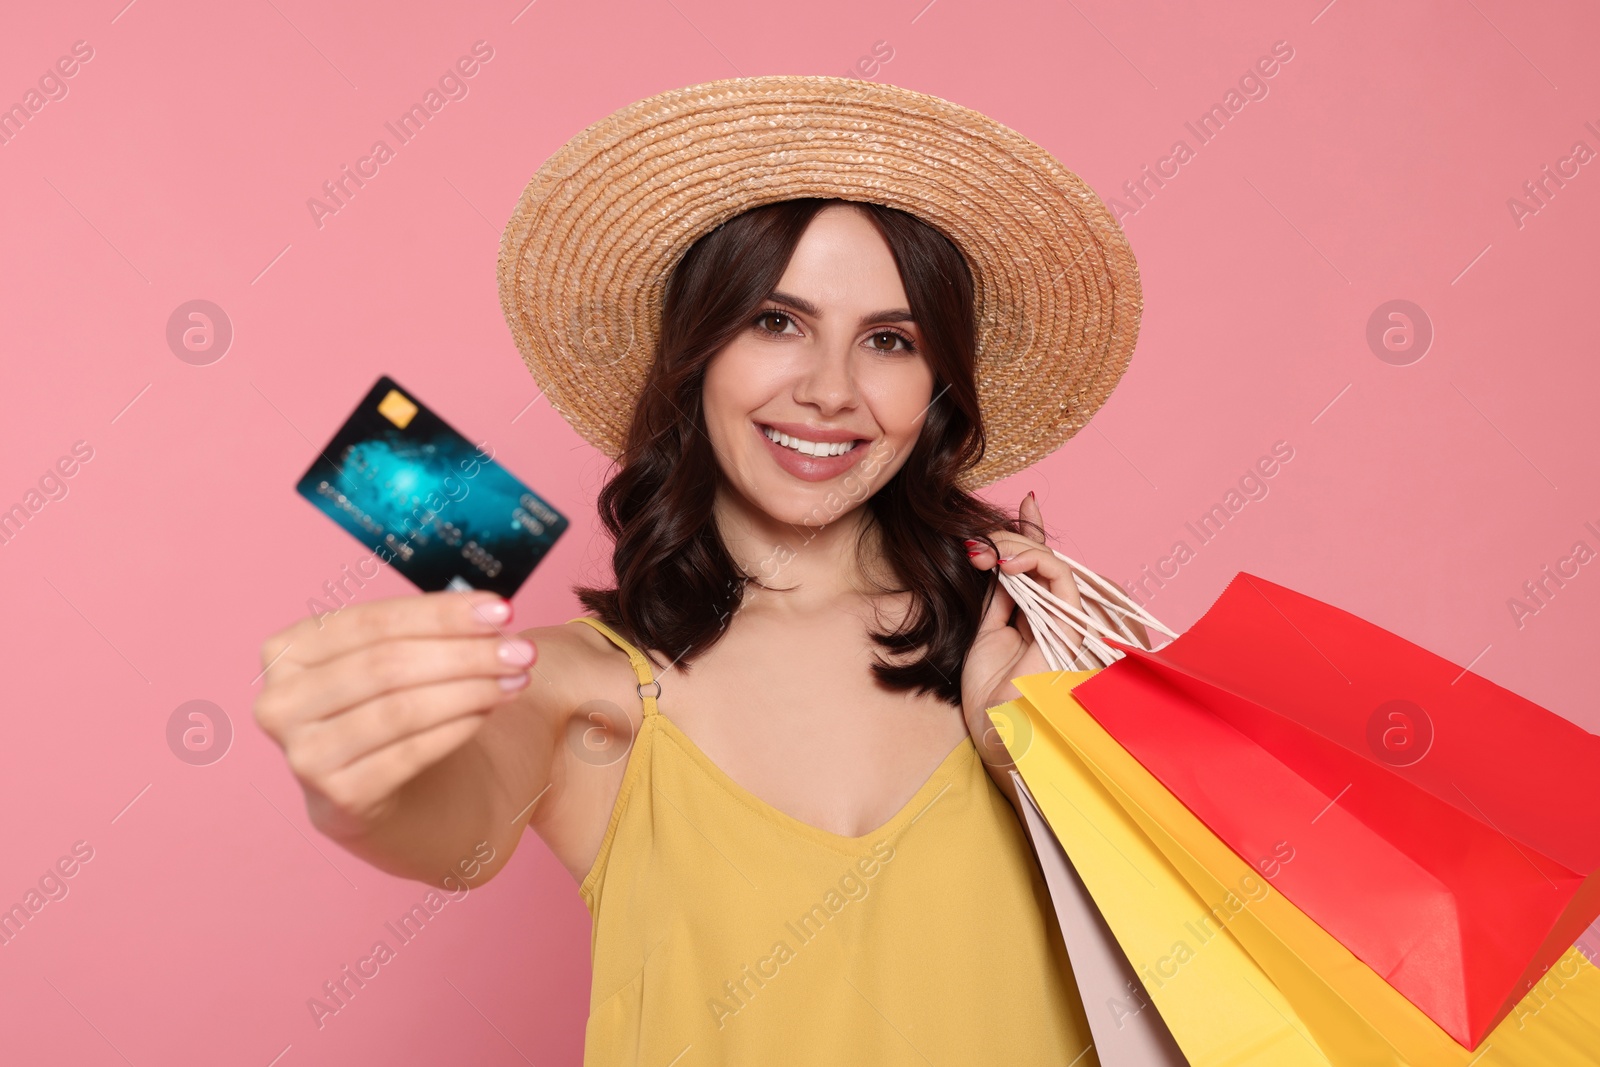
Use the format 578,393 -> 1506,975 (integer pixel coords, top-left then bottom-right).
2,0 -> 1597,1063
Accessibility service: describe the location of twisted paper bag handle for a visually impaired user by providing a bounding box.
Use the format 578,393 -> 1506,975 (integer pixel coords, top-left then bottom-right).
994,548 -> 1180,670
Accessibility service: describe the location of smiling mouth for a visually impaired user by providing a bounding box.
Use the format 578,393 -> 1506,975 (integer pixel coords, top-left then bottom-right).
759,425 -> 863,458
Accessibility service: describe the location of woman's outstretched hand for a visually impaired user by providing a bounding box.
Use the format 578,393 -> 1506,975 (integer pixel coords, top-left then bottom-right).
253,590 -> 536,842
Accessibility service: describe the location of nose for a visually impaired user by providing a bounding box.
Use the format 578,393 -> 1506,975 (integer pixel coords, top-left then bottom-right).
791,335 -> 859,417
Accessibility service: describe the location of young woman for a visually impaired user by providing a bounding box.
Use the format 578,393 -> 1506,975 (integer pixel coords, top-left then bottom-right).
255,77 -> 1143,1065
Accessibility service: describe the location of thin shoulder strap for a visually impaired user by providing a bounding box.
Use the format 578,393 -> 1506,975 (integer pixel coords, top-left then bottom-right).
568,616 -> 660,717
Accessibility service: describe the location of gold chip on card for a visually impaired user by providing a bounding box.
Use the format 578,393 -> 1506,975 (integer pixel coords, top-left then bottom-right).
376,388 -> 418,428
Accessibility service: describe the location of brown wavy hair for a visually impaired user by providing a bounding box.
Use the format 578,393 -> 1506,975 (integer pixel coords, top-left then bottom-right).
574,197 -> 1020,705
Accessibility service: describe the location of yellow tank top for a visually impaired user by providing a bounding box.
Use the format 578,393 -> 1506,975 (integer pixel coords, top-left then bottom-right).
569,616 -> 1099,1066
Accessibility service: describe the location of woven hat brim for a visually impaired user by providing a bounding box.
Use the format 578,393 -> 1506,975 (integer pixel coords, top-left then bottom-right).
497,74 -> 1141,488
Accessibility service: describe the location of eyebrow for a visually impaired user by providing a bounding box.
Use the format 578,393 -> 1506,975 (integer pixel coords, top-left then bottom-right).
767,289 -> 916,326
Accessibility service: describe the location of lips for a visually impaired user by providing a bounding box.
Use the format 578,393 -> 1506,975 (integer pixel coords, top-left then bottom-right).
754,422 -> 869,483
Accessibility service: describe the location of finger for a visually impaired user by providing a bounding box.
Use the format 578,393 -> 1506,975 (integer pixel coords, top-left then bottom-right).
263,590 -> 513,673
1019,490 -> 1044,540
986,523 -> 1071,563
968,529 -> 1047,569
965,536 -> 1000,570
994,544 -> 1075,585
305,712 -> 495,827
258,634 -> 535,735
998,547 -> 1088,652
287,674 -> 523,780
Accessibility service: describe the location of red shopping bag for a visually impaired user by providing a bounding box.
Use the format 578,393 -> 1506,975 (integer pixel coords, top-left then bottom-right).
1073,571 -> 1600,1050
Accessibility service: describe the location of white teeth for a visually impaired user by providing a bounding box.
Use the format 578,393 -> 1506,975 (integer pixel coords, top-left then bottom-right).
763,426 -> 856,457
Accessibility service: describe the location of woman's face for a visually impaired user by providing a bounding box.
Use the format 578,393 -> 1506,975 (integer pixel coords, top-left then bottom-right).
702,204 -> 935,528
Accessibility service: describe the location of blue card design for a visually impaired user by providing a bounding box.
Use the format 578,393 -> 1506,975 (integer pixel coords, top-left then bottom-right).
296,375 -> 567,598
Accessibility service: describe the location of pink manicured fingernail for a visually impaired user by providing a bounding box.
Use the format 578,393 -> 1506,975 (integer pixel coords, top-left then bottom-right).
498,671 -> 531,691
1025,491 -> 1035,503
498,638 -> 535,666
474,598 -> 512,625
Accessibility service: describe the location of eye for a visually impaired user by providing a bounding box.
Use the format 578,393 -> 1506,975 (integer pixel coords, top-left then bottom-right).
753,308 -> 799,335
867,329 -> 916,354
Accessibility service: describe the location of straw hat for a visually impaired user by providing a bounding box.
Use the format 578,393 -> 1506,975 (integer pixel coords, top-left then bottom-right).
497,75 -> 1141,488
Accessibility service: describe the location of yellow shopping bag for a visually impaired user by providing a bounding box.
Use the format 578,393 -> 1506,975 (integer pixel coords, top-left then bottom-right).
992,672 -> 1331,1066
995,670 -> 1600,1067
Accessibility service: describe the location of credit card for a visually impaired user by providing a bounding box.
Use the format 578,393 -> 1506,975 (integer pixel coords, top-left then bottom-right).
295,375 -> 567,598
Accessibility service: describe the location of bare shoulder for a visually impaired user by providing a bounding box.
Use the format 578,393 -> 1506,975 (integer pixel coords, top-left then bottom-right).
519,618 -> 625,696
